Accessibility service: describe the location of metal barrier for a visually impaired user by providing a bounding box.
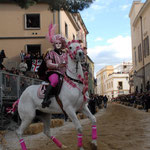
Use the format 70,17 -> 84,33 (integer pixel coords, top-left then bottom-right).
0,71 -> 42,129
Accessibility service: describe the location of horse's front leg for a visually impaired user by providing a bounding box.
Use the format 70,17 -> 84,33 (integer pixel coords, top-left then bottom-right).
65,106 -> 84,150
41,113 -> 67,149
81,104 -> 97,150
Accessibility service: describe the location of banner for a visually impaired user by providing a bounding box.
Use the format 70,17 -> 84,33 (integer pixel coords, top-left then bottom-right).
31,59 -> 42,72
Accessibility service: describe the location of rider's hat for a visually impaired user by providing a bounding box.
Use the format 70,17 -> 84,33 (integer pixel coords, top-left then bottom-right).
46,24 -> 66,49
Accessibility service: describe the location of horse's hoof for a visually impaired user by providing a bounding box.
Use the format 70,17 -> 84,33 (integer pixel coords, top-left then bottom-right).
91,141 -> 97,150
62,144 -> 67,149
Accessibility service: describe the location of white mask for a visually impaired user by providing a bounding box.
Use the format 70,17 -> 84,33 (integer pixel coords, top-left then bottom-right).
55,41 -> 62,49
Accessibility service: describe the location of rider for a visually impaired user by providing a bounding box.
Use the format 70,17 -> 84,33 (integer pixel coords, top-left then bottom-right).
41,25 -> 67,108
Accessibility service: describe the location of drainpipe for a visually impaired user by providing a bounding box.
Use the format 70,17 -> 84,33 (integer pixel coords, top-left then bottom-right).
140,16 -> 146,91
58,10 -> 61,34
53,10 -> 55,24
53,10 -> 60,34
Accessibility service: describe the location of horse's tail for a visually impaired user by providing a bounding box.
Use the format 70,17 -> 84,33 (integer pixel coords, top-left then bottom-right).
6,99 -> 19,114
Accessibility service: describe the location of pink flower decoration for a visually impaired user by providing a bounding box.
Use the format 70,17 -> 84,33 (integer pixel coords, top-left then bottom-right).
78,74 -> 82,79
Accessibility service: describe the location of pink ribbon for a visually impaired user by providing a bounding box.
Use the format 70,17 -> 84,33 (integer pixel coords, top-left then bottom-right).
51,136 -> 62,148
77,133 -> 83,147
19,139 -> 27,150
92,125 -> 97,140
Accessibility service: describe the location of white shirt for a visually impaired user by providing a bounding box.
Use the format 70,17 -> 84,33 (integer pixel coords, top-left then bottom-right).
19,62 -> 28,72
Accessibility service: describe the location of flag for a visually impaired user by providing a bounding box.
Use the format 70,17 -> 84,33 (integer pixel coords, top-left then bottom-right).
31,59 -> 42,72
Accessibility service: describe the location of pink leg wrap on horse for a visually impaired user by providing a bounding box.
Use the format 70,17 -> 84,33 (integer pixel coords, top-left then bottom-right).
77,133 -> 83,147
51,136 -> 62,148
48,74 -> 59,87
19,139 -> 27,150
92,125 -> 97,140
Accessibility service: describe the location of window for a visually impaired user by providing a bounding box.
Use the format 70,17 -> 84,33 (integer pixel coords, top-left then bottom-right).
123,65 -> 127,69
118,82 -> 123,90
144,36 -> 149,57
138,44 -> 142,62
73,34 -> 75,40
134,48 -> 137,66
26,44 -> 41,55
25,14 -> 40,29
65,23 -> 68,38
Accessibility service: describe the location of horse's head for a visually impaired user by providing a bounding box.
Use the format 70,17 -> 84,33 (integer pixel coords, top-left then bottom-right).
66,40 -> 84,62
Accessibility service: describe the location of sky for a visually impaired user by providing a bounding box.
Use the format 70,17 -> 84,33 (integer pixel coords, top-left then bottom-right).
80,0 -> 146,77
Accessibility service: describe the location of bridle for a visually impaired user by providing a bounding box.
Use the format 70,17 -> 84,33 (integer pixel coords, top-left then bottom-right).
64,40 -> 88,102
66,40 -> 84,73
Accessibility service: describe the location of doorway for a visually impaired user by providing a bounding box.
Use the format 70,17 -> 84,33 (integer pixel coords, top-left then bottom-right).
26,44 -> 41,55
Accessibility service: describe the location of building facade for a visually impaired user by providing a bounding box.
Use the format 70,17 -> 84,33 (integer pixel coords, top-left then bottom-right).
86,55 -> 95,95
106,73 -> 129,99
96,62 -> 132,99
129,0 -> 150,92
96,66 -> 114,96
0,2 -> 88,70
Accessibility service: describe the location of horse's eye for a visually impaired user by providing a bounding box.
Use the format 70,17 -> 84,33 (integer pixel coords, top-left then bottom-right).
69,46 -> 72,49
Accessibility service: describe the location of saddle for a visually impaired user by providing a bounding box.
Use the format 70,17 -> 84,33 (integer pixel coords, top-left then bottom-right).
37,76 -> 63,99
37,76 -> 67,116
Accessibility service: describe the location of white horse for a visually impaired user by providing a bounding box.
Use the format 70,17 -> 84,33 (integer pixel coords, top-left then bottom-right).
16,40 -> 97,150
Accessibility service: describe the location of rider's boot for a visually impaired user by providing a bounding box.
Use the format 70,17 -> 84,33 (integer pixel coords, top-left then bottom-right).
41,84 -> 54,108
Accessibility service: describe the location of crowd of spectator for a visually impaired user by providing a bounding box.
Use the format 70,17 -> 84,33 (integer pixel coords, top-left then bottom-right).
88,94 -> 108,115
0,49 -> 44,79
112,90 -> 150,112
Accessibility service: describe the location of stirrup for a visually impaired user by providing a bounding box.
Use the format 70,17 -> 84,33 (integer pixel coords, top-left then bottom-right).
42,99 -> 51,108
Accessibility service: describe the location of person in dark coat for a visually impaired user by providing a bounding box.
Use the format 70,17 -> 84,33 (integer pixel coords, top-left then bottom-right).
88,94 -> 96,115
103,95 -> 108,108
0,49 -> 6,65
146,81 -> 150,92
144,93 -> 150,112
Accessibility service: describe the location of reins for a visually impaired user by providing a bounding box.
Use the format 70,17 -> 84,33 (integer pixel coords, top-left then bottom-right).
65,72 -> 83,84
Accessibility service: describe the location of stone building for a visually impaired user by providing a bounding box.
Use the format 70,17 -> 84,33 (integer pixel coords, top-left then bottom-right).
129,0 -> 150,92
0,2 -> 88,70
96,62 -> 132,99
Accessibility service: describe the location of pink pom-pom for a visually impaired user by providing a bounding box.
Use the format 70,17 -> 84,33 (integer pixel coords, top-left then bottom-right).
78,74 -> 82,79
83,81 -> 87,85
84,72 -> 88,76
83,95 -> 87,101
85,76 -> 88,80
83,86 -> 88,94
73,84 -> 76,88
68,41 -> 71,45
